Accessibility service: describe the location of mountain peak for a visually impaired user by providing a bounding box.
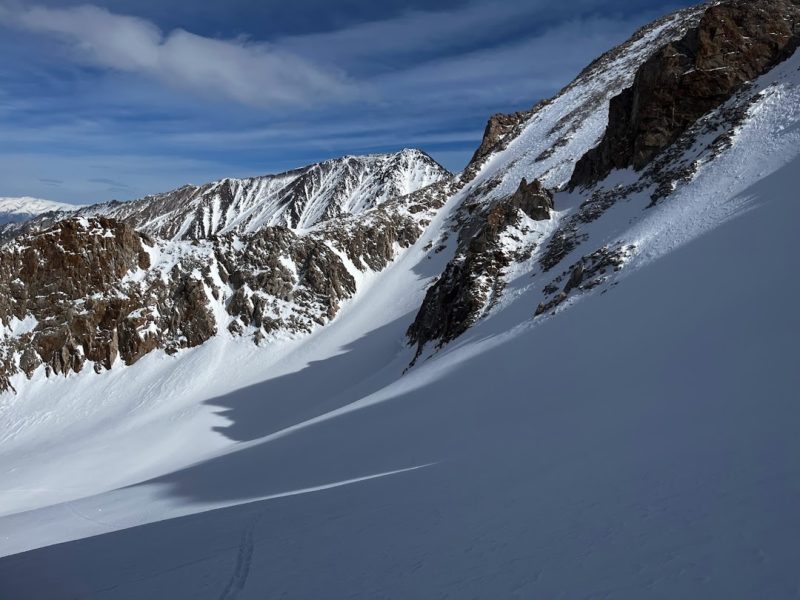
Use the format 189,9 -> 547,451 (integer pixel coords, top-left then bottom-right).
58,149 -> 452,239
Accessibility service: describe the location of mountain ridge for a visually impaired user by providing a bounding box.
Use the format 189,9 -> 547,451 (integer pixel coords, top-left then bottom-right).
0,196 -> 82,226
2,148 -> 449,242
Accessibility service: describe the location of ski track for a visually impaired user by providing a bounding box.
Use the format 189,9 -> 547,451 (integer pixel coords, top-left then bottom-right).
217,516 -> 257,600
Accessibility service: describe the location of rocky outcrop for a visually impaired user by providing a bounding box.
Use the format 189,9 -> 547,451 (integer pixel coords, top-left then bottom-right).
536,245 -> 634,316
218,227 -> 357,334
0,218 -> 147,390
0,176 -> 452,391
571,0 -> 800,188
463,109 -> 541,181
504,178 -> 554,221
0,219 -> 216,390
407,180 -> 554,359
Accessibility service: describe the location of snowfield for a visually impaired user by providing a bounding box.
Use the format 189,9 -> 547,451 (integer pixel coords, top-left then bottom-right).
2,11 -> 800,600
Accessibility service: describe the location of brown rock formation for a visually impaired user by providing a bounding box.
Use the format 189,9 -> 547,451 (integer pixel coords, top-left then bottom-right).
407,180 -> 554,358
464,109 -> 540,181
571,0 -> 800,188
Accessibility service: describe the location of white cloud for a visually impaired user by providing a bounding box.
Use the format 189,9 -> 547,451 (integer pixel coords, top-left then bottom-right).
1,3 -> 358,108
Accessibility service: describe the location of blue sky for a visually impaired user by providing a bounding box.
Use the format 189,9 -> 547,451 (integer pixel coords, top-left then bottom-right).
0,0 -> 693,204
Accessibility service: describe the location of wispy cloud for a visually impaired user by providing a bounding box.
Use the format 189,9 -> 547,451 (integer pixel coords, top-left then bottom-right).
88,176 -> 131,189
279,1 -> 551,70
0,3 -> 359,108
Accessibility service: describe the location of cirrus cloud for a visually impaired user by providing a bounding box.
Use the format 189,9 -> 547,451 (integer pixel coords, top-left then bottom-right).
0,3 -> 359,108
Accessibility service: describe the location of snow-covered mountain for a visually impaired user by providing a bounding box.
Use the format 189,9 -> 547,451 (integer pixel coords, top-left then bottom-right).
0,149 -> 449,386
2,1 -> 800,597
0,196 -> 81,225
8,149 -> 449,240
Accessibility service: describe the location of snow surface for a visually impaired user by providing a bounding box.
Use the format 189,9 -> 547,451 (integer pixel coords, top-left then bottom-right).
1,150 -> 799,597
2,20 -> 800,600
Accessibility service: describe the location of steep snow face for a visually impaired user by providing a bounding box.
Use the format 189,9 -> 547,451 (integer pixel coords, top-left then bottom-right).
75,149 -> 449,239
0,197 -> 81,225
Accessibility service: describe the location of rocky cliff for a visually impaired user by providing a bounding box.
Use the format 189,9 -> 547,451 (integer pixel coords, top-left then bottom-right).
407,179 -> 553,359
571,0 -> 800,187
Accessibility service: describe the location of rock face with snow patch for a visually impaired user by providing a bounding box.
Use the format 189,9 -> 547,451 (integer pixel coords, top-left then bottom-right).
405,0 -> 800,361
0,218 -> 154,390
407,180 -> 553,359
459,5 -> 706,189
404,4 -> 709,358
571,0 -> 800,187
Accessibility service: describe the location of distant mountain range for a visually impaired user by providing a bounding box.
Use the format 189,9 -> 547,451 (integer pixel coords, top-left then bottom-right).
0,196 -> 81,225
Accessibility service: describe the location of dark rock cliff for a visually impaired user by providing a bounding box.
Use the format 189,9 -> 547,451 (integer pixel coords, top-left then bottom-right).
571,0 -> 800,187
407,180 -> 554,359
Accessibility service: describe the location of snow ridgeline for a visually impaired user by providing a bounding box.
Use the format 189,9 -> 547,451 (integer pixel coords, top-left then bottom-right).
3,149 -> 449,241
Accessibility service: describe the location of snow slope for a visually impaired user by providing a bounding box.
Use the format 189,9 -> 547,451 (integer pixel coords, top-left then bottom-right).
2,5 -> 800,598
1,144 -> 798,598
